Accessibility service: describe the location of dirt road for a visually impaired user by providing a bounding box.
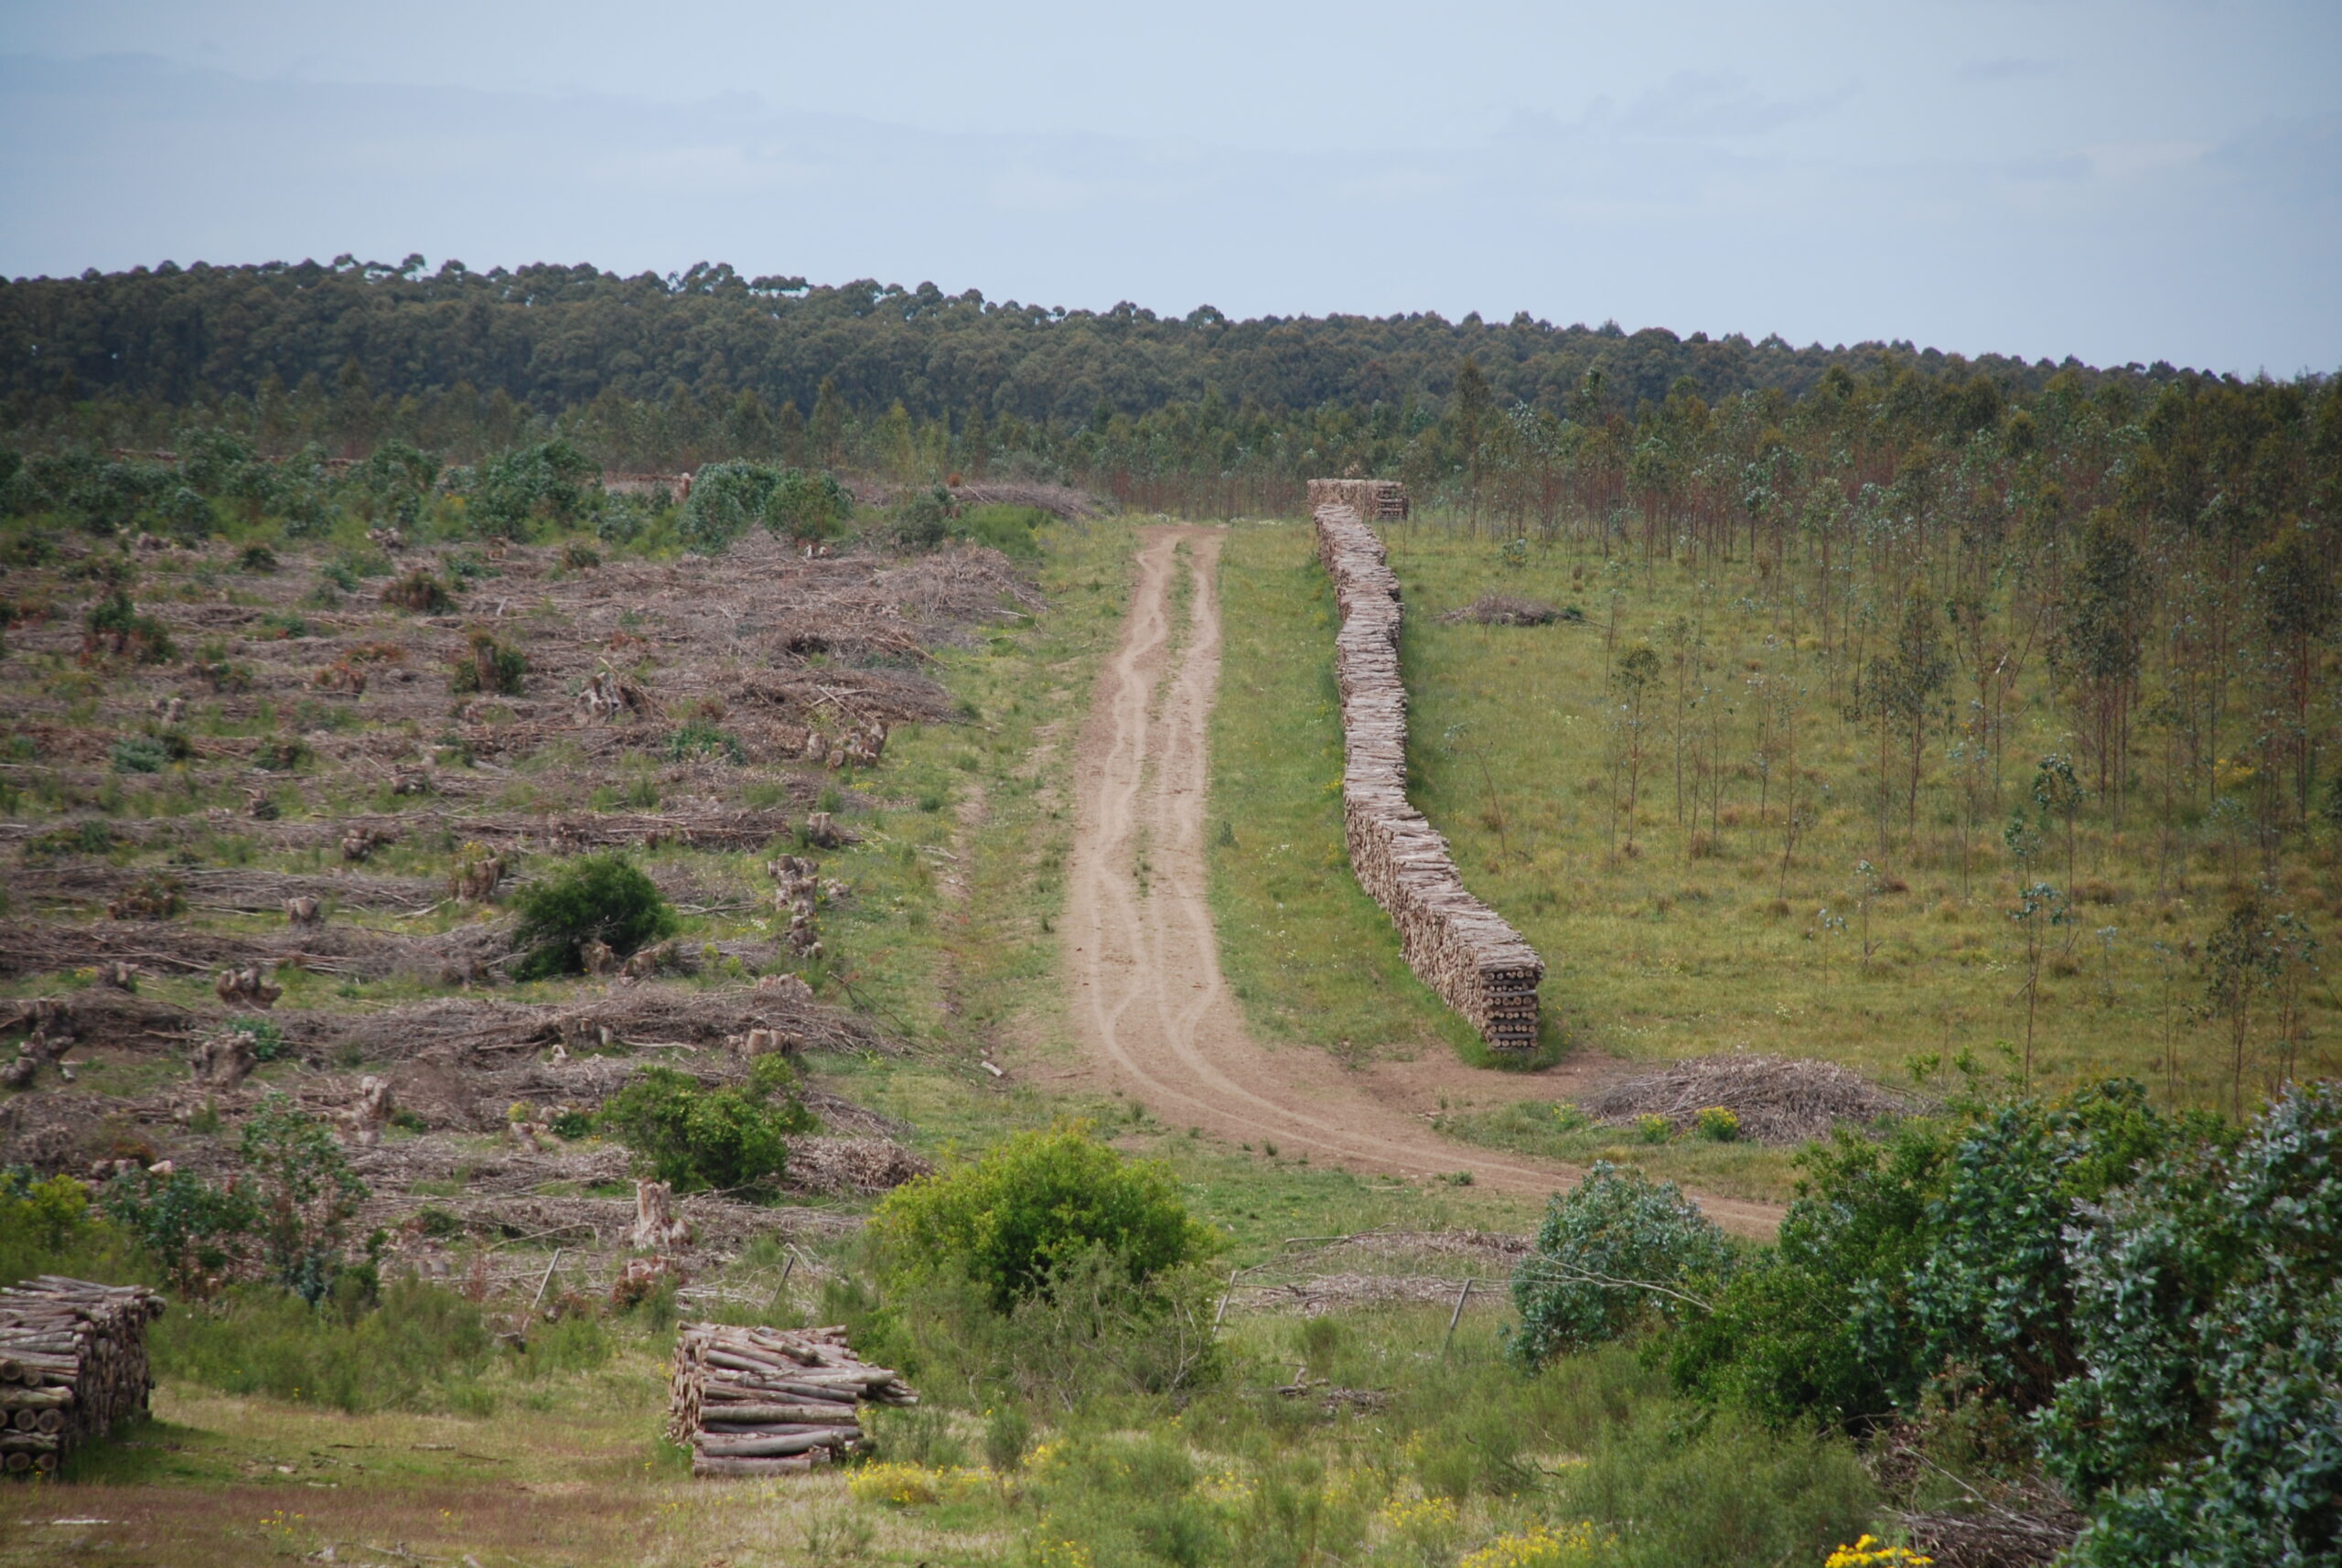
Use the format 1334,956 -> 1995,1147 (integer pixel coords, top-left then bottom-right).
1062,526 -> 1781,1238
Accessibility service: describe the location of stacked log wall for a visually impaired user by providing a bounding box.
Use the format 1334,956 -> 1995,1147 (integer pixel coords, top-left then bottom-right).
1311,493 -> 1543,1050
667,1323 -> 915,1478
1305,478 -> 1410,522
0,1276 -> 165,1477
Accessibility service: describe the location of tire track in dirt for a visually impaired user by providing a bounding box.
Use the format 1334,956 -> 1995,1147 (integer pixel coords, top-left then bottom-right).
1062,526 -> 1782,1238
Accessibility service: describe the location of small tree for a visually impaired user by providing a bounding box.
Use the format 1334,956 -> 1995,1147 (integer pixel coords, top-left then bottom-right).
870,1125 -> 1224,1313
2203,898 -> 2280,1114
1509,1162 -> 1732,1366
510,852 -> 676,978
239,1094 -> 369,1303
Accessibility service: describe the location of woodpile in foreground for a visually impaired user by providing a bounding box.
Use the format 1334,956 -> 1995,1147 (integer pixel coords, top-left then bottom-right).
668,1324 -> 917,1477
1311,491 -> 1543,1050
0,1276 -> 166,1477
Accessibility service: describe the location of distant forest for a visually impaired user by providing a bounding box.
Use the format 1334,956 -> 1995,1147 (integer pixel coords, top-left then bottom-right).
1,254 -> 2335,557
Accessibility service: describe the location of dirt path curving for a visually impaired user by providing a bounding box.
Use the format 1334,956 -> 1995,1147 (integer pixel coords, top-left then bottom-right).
1060,526 -> 1781,1238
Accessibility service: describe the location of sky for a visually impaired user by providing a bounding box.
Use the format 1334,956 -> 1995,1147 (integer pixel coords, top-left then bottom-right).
1,2 -> 2337,376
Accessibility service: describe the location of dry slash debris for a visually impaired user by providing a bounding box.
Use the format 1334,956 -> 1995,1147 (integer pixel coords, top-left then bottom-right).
0,1275 -> 165,1477
1309,484 -> 1544,1050
668,1323 -> 917,1478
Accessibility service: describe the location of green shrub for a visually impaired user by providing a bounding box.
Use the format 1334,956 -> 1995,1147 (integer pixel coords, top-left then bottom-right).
110,735 -> 169,774
81,589 -> 175,662
680,461 -> 851,553
510,851 -> 677,978
871,1124 -> 1225,1313
238,543 -> 279,574
468,440 -> 596,540
596,1055 -> 813,1192
2045,1082 -> 2340,1565
887,486 -> 954,551
450,628 -> 526,694
381,567 -> 456,613
228,1015 -> 288,1062
1509,1161 -> 1734,1367
663,719 -> 745,765
2,1170 -> 138,1288
104,1167 -> 261,1294
1694,1106 -> 1741,1143
1635,1113 -> 1672,1144
253,736 -> 310,771
238,1094 -> 371,1303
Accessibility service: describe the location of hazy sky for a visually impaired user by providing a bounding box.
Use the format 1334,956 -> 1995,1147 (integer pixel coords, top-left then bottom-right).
3,2 -> 2337,375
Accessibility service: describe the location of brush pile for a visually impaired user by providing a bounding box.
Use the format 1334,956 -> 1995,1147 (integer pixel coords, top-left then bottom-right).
1578,1054 -> 1918,1144
0,1276 -> 166,1477
1311,491 -> 1543,1050
1439,594 -> 1563,627
668,1324 -> 917,1477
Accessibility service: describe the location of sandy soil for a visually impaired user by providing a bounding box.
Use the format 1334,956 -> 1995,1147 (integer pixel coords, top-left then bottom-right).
1059,526 -> 1781,1238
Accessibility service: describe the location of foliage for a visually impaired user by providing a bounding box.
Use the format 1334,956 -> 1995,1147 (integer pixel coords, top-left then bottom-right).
595,1054 -> 813,1192
381,567 -> 456,613
1,1169 -> 133,1288
1509,1161 -> 1733,1366
153,1277 -> 500,1412
1693,1106 -> 1741,1143
449,627 -> 526,694
237,1094 -> 371,1303
679,460 -> 851,552
889,485 -> 956,550
870,1124 -> 1226,1313
662,718 -> 744,764
103,1166 -> 262,1294
228,1014 -> 288,1062
509,850 -> 677,977
955,502 -> 1047,558
2044,1082 -> 2341,1566
467,439 -> 596,539
81,588 -> 175,662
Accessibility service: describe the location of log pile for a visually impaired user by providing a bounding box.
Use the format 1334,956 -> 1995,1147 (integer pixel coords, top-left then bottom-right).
0,1276 -> 166,1477
1312,493 -> 1543,1050
1305,478 -> 1410,522
668,1324 -> 916,1477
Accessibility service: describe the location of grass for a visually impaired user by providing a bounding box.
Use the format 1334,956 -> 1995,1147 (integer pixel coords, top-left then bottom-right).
1206,526 -> 1488,1065
1210,520 -> 2340,1112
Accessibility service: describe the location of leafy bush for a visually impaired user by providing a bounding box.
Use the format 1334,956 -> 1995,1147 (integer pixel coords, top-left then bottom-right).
381,567 -> 455,613
887,485 -> 955,551
871,1125 -> 1225,1313
228,1015 -> 288,1062
253,736 -> 311,771
449,628 -> 526,694
110,735 -> 169,774
238,1095 -> 371,1303
663,718 -> 745,764
467,439 -> 596,540
509,851 -> 677,978
679,460 -> 852,552
2044,1082 -> 2340,1565
596,1055 -> 814,1192
1509,1161 -> 1733,1366
104,1167 -> 261,1294
2,1169 -> 135,1288
81,590 -> 174,662
1694,1106 -> 1741,1143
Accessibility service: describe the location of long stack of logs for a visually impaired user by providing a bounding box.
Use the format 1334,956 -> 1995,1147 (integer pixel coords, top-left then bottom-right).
668,1323 -> 917,1477
0,1276 -> 166,1477
1311,489 -> 1544,1050
1306,477 -> 1411,522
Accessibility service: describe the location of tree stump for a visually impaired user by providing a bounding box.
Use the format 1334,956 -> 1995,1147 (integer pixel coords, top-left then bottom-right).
213,967 -> 282,1009
629,1181 -> 693,1251
349,1076 -> 393,1146
188,1030 -> 256,1088
803,812 -> 843,849
284,897 -> 323,929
